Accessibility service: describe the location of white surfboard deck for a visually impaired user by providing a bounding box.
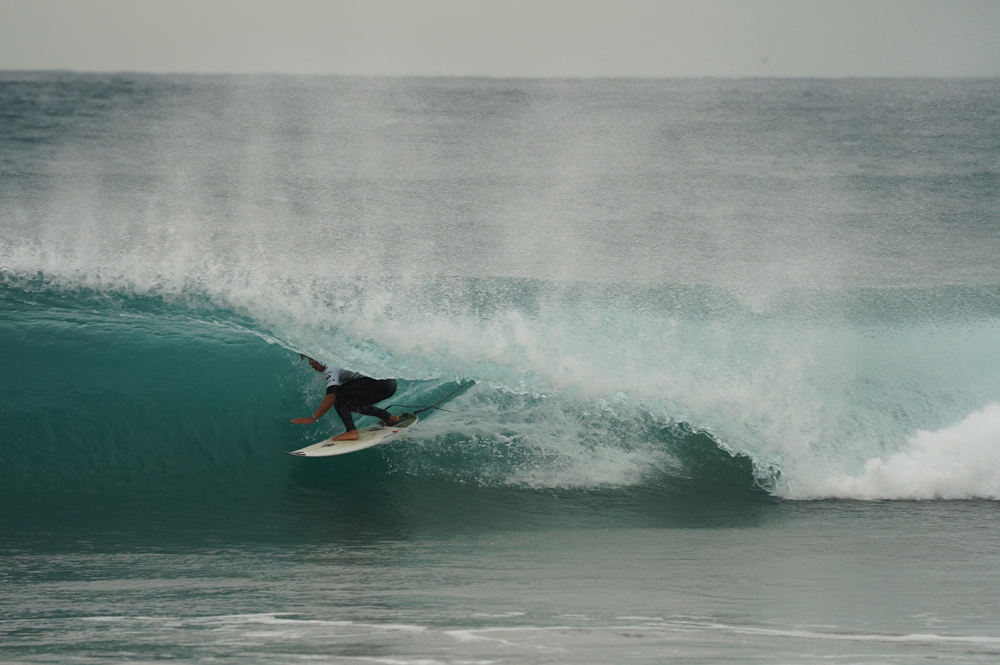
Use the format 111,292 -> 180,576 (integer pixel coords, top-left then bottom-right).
286,413 -> 418,457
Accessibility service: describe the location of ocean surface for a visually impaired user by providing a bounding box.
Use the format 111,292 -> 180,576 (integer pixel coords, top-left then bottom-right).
2,72 -> 1000,663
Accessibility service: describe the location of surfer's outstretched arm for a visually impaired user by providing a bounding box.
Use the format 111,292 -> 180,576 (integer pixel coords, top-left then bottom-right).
291,393 -> 336,425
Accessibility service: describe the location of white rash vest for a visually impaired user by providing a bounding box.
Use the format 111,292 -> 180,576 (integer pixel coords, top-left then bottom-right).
324,366 -> 363,388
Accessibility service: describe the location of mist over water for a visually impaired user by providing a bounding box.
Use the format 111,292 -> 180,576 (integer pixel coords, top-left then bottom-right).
2,73 -> 1000,503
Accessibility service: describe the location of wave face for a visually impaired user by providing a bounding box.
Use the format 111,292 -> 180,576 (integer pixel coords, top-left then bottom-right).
2,73 -> 1000,517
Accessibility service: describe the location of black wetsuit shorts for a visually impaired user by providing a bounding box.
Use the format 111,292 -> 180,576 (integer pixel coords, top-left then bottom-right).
327,378 -> 397,432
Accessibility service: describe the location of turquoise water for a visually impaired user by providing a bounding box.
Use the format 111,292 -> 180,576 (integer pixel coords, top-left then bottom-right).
2,73 -> 1000,663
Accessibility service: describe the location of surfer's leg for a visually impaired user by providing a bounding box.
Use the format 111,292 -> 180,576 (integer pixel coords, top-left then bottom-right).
333,399 -> 357,433
356,404 -> 394,421
338,378 -> 397,421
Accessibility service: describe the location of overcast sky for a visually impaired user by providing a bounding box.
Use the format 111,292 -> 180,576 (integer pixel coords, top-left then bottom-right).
2,0 -> 998,77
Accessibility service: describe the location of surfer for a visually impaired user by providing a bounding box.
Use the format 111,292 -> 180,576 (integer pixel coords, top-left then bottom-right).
291,355 -> 402,441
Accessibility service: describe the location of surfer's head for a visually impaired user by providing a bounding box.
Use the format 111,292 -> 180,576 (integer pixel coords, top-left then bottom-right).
299,354 -> 326,372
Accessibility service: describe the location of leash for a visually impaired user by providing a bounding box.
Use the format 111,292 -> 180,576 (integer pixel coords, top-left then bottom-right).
388,381 -> 470,416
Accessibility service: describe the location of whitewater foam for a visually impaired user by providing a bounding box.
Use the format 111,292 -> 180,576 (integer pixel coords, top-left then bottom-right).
817,403 -> 1000,500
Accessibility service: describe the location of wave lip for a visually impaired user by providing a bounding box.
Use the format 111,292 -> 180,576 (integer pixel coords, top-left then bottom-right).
815,403 -> 1000,500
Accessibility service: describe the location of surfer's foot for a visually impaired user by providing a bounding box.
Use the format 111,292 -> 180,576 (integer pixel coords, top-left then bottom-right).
332,430 -> 360,441
383,415 -> 401,426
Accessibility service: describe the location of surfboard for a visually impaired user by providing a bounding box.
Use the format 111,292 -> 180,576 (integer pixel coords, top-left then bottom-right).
286,413 -> 418,457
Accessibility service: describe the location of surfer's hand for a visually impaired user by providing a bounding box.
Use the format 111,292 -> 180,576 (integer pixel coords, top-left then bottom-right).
291,416 -> 317,424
